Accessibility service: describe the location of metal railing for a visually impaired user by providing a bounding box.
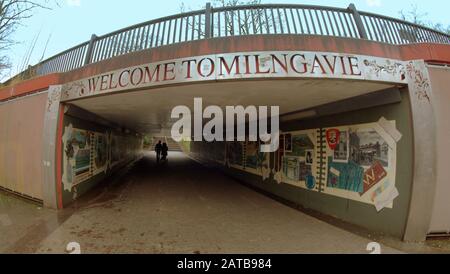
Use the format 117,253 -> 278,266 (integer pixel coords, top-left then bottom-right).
35,41 -> 90,76
31,3 -> 450,77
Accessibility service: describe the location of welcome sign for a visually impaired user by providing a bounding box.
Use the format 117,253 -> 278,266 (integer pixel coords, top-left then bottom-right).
61,50 -> 408,101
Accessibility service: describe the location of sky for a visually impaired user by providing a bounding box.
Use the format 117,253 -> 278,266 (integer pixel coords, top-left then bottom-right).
4,0 -> 450,81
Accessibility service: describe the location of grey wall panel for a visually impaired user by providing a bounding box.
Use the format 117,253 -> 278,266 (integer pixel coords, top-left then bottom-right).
0,92 -> 48,200
428,65 -> 450,234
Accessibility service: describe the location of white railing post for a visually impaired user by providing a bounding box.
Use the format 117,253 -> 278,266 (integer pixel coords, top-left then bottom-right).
348,4 -> 368,39
205,2 -> 212,38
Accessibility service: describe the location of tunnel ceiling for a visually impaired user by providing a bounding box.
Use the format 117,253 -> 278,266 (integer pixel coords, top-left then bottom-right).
69,79 -> 395,134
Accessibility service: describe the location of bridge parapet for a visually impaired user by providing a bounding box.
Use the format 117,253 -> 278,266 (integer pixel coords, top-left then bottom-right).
14,2 -> 448,81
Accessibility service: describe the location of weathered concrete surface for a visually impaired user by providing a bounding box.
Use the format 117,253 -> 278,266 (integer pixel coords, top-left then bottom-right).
0,193 -> 60,253
0,152 -> 445,254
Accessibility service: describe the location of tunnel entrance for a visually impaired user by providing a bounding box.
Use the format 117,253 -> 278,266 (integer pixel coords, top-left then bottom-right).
59,78 -> 410,239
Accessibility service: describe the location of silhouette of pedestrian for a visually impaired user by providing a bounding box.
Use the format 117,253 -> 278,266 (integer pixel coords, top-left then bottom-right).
161,143 -> 169,162
155,140 -> 162,163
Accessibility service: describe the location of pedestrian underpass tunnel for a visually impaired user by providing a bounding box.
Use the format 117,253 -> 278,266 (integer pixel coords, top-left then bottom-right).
60,77 -> 412,239
1,3 -> 450,244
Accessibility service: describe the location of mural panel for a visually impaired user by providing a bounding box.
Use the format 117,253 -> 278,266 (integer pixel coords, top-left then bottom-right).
322,121 -> 399,209
62,125 -> 143,193
244,141 -> 270,177
277,130 -> 320,191
274,119 -> 401,211
62,127 -> 92,191
187,119 -> 400,212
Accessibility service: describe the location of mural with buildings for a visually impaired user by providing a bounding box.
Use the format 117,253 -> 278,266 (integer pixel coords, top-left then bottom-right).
322,121 -> 399,211
62,125 -> 142,193
189,119 -> 401,212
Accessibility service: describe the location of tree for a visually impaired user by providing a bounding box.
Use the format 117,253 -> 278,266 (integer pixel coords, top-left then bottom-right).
180,0 -> 280,38
211,0 -> 270,35
0,0 -> 56,79
399,4 -> 450,35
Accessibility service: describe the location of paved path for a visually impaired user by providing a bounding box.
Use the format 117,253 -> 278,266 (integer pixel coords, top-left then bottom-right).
1,152 -> 403,254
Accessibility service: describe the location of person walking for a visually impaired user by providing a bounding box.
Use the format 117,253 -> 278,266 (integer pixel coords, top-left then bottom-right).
161,142 -> 169,162
155,140 -> 162,163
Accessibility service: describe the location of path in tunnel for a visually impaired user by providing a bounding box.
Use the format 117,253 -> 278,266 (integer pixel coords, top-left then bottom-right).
8,152 -> 402,254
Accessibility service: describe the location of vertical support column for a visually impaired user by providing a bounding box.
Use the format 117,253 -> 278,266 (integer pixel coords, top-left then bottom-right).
205,2 -> 212,39
403,60 -> 437,242
42,85 -> 63,209
84,34 -> 98,65
348,3 -> 368,39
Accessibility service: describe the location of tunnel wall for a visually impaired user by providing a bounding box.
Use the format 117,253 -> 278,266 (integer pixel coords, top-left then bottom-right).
60,112 -> 143,206
187,89 -> 413,238
427,65 -> 450,234
0,92 -> 48,200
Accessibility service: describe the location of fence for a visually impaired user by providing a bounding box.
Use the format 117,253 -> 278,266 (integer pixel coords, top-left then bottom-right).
33,3 -> 450,77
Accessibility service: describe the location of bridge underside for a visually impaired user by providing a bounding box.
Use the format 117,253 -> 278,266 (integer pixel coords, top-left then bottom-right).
68,79 -> 396,135
54,77 -> 414,240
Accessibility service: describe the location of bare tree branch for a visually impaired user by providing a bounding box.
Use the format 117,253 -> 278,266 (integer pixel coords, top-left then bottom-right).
399,4 -> 450,35
0,0 -> 56,79
180,0 -> 280,38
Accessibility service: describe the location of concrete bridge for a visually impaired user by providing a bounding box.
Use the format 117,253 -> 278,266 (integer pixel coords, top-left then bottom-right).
1,3 -> 450,244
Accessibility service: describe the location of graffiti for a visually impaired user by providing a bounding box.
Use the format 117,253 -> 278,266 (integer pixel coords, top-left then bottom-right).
406,61 -> 431,102
46,89 -> 61,112
63,81 -> 87,99
363,59 -> 406,81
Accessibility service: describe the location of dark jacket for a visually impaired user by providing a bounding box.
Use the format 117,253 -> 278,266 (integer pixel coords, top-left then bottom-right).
155,143 -> 162,152
161,144 -> 168,156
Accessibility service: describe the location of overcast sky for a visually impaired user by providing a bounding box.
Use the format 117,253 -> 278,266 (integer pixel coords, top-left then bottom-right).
4,0 -> 450,81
